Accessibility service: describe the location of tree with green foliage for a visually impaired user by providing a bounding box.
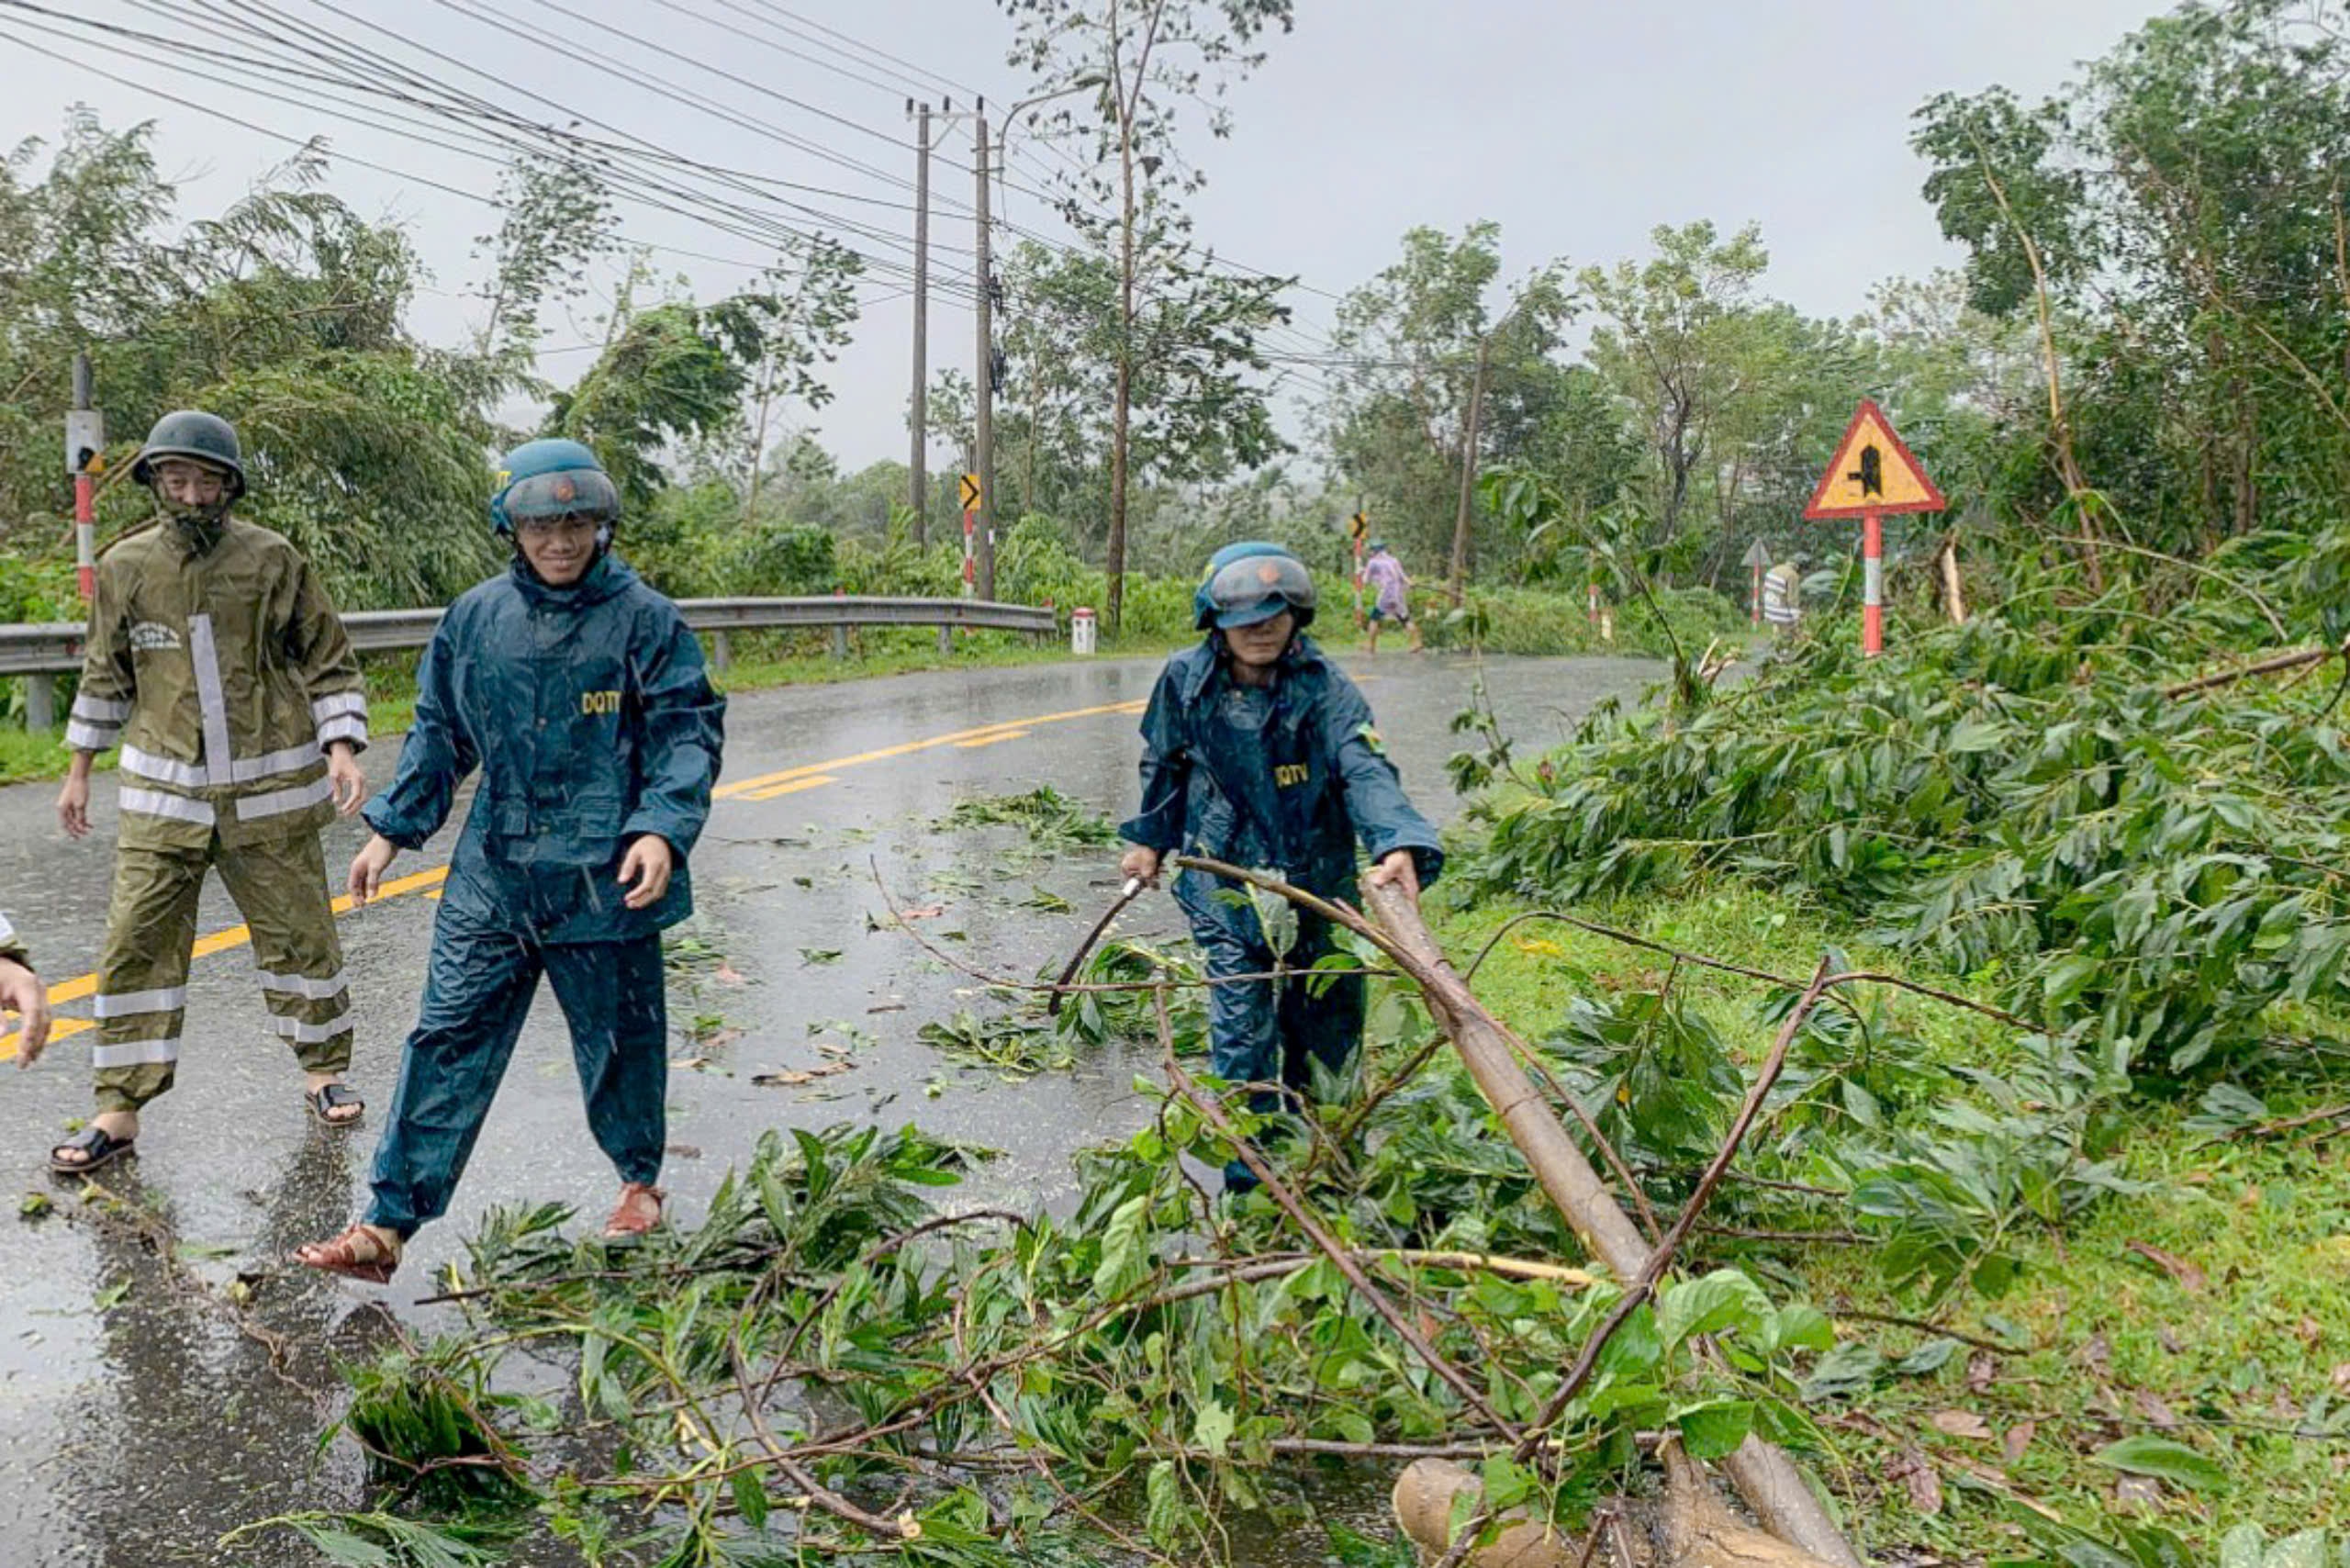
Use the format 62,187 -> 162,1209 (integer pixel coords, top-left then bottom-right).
1321,223 -> 1577,593
0,115 -> 508,610
1000,0 -> 1295,627
1912,0 -> 2350,569
1578,220 -> 1775,564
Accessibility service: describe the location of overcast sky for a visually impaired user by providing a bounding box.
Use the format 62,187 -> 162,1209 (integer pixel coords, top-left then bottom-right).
2,0 -> 2164,472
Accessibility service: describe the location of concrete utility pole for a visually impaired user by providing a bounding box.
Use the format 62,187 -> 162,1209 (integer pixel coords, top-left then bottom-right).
906,99 -> 933,548
973,104 -> 997,600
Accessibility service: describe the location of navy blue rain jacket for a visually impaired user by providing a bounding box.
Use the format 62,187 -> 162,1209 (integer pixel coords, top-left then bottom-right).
365,554 -> 726,943
1117,635 -> 1441,941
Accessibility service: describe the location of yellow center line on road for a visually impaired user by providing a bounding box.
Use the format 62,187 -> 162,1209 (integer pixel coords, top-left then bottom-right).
738,773 -> 839,803
954,730 -> 1030,748
2,695 -> 1147,1060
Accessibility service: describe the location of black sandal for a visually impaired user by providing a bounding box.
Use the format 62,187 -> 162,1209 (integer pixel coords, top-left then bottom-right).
306,1081 -> 364,1127
50,1124 -> 137,1175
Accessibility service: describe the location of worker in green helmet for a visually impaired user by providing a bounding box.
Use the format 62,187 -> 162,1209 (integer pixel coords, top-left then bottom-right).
51,410 -> 371,1173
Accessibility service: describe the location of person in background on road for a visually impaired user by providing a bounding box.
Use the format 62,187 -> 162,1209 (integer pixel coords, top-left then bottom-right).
2,913 -> 51,1070
296,439 -> 724,1283
1116,542 -> 1442,1193
1360,540 -> 1423,655
51,411 -> 371,1174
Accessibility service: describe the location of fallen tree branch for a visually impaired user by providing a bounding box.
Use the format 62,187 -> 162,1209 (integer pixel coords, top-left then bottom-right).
1514,959 -> 1836,1462
1165,856 -> 1863,1568
2164,636 -> 2350,700
1157,987 -> 1522,1443
1462,907 -> 2033,1030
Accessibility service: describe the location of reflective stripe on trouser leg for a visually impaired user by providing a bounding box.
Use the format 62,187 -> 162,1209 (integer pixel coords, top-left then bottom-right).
543,935 -> 669,1189
365,913 -> 543,1238
213,832 -> 352,1075
91,843 -> 208,1114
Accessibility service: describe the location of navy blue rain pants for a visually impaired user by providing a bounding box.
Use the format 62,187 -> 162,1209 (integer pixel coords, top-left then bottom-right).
364,913 -> 666,1238
1201,911 -> 1365,1113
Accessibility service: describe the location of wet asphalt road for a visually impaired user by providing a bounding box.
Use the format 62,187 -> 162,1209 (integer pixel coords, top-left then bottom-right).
0,649 -> 1661,1567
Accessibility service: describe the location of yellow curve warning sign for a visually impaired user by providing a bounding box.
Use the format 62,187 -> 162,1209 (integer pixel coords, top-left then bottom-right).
1803,398 -> 1946,520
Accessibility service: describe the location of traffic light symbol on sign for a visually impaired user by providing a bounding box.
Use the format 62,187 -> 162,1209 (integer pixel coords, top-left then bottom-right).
959,473 -> 981,510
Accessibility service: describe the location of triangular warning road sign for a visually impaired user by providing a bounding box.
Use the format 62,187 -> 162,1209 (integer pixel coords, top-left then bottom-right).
1803,398 -> 1946,520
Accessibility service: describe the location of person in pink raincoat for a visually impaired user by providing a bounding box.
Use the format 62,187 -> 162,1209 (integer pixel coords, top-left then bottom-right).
1360,541 -> 1423,654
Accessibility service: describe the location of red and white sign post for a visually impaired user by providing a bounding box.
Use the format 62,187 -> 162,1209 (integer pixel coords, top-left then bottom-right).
1802,398 -> 1945,659
67,353 -> 102,602
1743,538 -> 1770,628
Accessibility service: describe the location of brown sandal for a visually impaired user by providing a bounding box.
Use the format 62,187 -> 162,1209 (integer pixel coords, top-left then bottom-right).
294,1223 -> 400,1283
601,1182 -> 664,1240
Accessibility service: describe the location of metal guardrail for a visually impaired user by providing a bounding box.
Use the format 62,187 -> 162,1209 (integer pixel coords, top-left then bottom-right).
4,595 -> 1061,727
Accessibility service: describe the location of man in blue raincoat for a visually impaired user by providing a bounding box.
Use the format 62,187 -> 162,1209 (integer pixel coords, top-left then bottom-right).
297,440 -> 724,1282
1117,542 -> 1442,1192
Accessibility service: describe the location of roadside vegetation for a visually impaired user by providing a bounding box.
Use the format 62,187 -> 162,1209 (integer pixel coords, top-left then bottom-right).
7,0 -> 2347,1561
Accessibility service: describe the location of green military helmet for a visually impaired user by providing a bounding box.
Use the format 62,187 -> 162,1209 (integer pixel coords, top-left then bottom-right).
131,410 -> 248,503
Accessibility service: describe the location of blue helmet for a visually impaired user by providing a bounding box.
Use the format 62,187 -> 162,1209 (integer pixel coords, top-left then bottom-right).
490,438 -> 621,540
1194,541 -> 1316,631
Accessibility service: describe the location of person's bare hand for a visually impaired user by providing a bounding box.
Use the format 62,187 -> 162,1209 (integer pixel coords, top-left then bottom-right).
326,742 -> 368,817
57,773 -> 90,840
348,834 -> 398,907
2,958 -> 50,1068
1118,845 -> 1162,887
619,835 -> 675,911
1364,848 -> 1421,908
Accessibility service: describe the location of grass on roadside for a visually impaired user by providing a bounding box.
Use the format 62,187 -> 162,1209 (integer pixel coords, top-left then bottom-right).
1430,881 -> 2350,1554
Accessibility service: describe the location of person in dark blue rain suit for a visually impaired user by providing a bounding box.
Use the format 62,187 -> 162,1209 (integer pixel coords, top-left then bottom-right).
296,440 -> 724,1282
1116,542 -> 1442,1193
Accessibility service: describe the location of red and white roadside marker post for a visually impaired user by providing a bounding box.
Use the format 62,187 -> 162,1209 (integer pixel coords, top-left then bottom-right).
67,353 -> 102,603
1802,398 -> 1945,659
1743,538 -> 1770,628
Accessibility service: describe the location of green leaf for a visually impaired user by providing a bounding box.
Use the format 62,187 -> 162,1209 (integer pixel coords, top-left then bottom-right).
1656,1269 -> 1773,1347
1091,1192 -> 1151,1297
2091,1435 -> 2225,1492
1673,1398 -> 1755,1460
1799,1340 -> 1884,1402
1894,1337 -> 1963,1375
1192,1396 -> 1235,1458
1768,1304 -> 1835,1355
732,1469 -> 771,1532
2260,1529 -> 2332,1568
1144,1459 -> 1185,1548
2218,1524 -> 2266,1568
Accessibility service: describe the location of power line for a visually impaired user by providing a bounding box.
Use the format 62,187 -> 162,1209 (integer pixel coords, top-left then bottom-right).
60,0 -> 997,297
745,0 -> 963,100
0,12 -> 979,308
639,0 -> 911,99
